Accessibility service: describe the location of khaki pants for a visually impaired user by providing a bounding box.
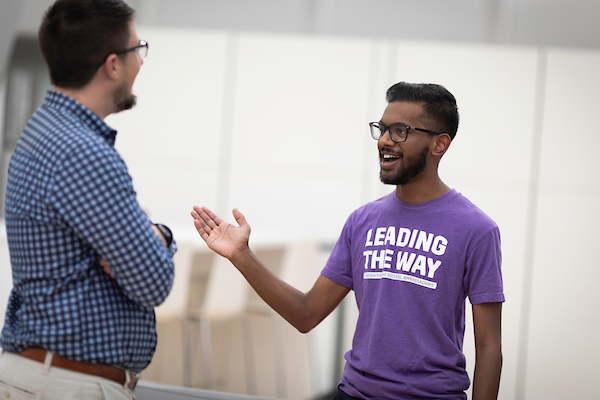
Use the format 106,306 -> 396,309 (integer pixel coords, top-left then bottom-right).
0,351 -> 134,400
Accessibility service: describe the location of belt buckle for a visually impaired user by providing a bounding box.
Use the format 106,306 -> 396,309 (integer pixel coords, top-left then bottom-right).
124,370 -> 140,391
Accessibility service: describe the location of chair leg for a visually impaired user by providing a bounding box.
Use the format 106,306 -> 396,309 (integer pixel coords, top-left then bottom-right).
271,310 -> 287,399
241,314 -> 257,395
182,317 -> 192,387
200,317 -> 214,389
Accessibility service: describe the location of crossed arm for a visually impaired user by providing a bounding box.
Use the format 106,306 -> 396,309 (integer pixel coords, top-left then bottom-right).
98,225 -> 170,279
191,206 -> 350,333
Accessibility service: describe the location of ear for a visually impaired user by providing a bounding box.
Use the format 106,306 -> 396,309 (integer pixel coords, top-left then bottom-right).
431,134 -> 452,157
98,54 -> 121,81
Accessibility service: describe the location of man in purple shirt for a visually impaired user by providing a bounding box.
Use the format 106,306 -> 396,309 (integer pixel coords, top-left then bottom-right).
192,82 -> 504,399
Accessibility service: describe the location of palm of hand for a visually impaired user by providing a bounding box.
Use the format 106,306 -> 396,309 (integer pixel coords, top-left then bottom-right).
205,220 -> 250,258
192,206 -> 251,260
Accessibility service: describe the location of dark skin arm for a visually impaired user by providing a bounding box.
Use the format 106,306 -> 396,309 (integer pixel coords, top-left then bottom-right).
471,302 -> 503,400
193,207 -> 501,395
191,206 -> 350,333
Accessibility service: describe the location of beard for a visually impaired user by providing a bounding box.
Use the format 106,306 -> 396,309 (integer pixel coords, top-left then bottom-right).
113,80 -> 137,113
379,145 -> 429,185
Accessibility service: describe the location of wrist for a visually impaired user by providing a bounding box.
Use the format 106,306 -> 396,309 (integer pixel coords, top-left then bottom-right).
153,223 -> 173,247
229,243 -> 253,264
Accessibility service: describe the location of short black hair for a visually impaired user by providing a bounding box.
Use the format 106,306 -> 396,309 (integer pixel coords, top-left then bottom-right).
386,82 -> 459,140
38,0 -> 135,89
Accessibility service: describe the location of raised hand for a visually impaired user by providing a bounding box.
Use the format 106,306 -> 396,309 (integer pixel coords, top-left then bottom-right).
191,206 -> 251,260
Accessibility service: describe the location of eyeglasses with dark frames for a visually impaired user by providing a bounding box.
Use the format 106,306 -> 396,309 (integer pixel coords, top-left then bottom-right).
369,121 -> 445,143
115,40 -> 149,58
97,40 -> 149,68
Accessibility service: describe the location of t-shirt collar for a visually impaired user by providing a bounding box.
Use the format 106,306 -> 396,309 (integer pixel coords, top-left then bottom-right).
391,188 -> 458,210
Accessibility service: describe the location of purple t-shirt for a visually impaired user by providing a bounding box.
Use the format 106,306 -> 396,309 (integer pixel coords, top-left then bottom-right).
321,189 -> 504,399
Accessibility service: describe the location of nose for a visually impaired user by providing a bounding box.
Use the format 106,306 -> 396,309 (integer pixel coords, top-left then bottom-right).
378,127 -> 396,147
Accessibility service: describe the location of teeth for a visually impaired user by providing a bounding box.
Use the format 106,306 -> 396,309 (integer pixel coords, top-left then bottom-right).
383,154 -> 398,159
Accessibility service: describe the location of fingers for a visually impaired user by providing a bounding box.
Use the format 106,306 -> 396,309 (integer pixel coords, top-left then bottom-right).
192,218 -> 208,238
232,208 -> 246,227
191,206 -> 241,229
191,206 -> 249,244
98,258 -> 116,279
190,205 -> 204,221
191,206 -> 224,242
199,206 -> 224,226
191,211 -> 212,241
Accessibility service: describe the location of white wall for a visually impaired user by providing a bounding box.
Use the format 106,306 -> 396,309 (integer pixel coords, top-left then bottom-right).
1,26 -> 599,399
523,48 -> 600,400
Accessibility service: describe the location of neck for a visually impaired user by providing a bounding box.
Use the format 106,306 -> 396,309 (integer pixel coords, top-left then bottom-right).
394,175 -> 451,203
54,85 -> 114,120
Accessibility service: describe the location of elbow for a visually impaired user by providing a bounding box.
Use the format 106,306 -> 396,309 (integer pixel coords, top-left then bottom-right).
291,297 -> 332,334
148,272 -> 175,307
475,341 -> 503,368
295,324 -> 315,334
132,279 -> 173,308
476,341 -> 502,356
146,280 -> 174,307
291,314 -> 322,334
123,263 -> 175,308
143,255 -> 176,307
295,325 -> 314,334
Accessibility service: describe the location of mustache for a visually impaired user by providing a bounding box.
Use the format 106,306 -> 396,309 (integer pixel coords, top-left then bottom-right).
379,147 -> 403,158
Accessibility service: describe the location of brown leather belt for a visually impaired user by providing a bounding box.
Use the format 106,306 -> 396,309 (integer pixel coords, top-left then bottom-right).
14,347 -> 139,391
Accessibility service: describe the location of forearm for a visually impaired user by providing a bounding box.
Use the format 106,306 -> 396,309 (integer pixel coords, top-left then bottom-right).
230,247 -> 317,332
472,344 -> 502,400
56,152 -> 176,307
102,216 -> 176,306
192,206 -> 348,331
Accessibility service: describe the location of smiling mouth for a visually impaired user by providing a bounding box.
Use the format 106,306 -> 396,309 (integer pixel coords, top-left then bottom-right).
381,153 -> 401,164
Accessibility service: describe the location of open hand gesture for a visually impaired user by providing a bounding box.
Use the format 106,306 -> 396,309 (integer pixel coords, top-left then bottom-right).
191,206 -> 251,260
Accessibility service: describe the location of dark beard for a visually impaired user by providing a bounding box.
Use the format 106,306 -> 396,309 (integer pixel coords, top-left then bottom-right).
113,81 -> 137,113
379,146 -> 428,185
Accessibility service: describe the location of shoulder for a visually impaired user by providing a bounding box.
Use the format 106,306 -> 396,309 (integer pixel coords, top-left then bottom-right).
339,192 -> 393,229
15,109 -> 101,173
30,91 -> 116,153
25,106 -> 126,185
440,192 -> 500,255
349,191 -> 396,219
448,192 -> 498,232
28,101 -> 108,146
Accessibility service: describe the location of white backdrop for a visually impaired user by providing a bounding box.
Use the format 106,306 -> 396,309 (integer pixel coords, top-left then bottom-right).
1,27 -> 599,400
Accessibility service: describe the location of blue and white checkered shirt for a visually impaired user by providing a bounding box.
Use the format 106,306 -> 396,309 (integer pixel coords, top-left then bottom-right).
1,90 -> 176,372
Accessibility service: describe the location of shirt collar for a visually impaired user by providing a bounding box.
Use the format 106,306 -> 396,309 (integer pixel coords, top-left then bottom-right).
43,90 -> 118,146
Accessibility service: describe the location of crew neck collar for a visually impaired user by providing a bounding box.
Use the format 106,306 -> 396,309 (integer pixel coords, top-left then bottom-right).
391,188 -> 458,210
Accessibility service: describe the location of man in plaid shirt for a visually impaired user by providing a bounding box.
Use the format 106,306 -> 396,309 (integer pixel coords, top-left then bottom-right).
0,1 -> 176,398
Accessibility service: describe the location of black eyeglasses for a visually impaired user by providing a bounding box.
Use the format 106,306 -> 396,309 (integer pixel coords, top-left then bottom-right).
97,40 -> 149,67
369,122 -> 445,143
115,40 -> 149,58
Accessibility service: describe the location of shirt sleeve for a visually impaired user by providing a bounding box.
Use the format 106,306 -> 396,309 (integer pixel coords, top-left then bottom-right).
50,136 -> 175,308
464,226 -> 505,305
321,214 -> 354,290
